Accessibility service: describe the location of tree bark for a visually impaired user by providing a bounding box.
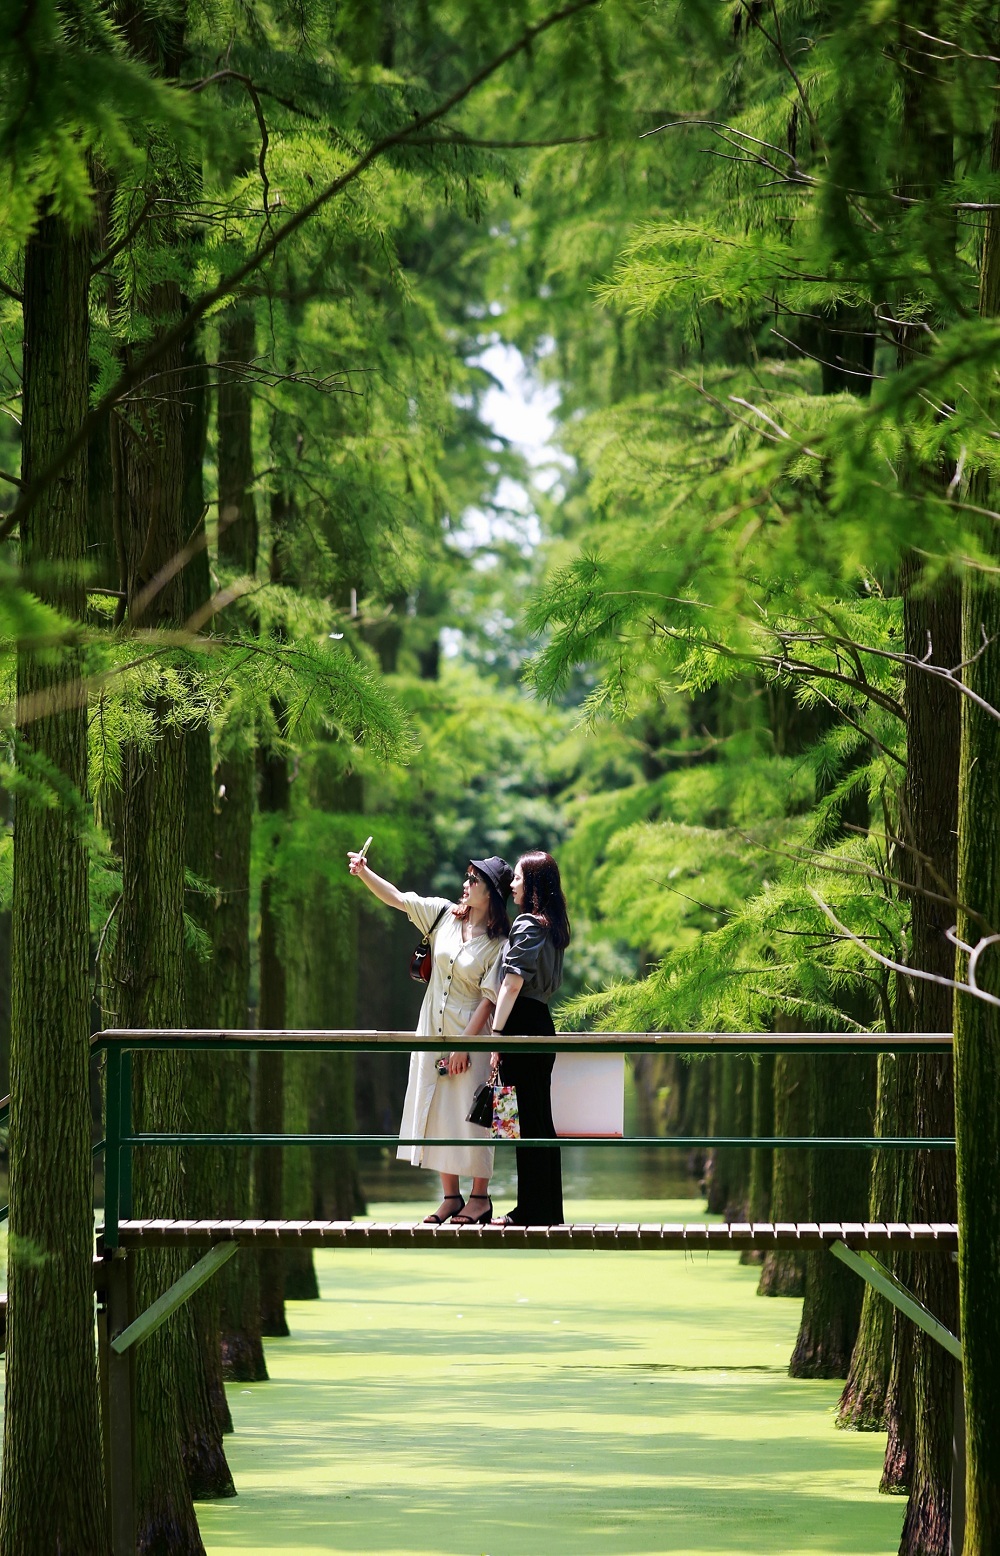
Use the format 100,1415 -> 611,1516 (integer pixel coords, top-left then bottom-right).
880,24 -> 962,1541
256,747 -> 289,1336
679,1055 -> 710,1182
837,1053 -> 897,1430
703,1054 -> 751,1219
110,273 -> 204,1554
251,407 -> 287,1331
215,753 -> 267,1379
300,752 -> 362,1221
177,345 -> 237,1489
789,1055 -> 875,1378
952,556 -> 1000,1549
741,1052 -> 774,1265
283,1053 -> 321,1298
757,1052 -> 810,1297
884,558 -> 961,1537
0,213 -> 110,1556
953,123 -> 1000,1537
213,306 -> 268,1380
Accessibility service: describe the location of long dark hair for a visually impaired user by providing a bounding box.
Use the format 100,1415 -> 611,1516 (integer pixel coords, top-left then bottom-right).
517,851 -> 571,950
453,867 -> 510,939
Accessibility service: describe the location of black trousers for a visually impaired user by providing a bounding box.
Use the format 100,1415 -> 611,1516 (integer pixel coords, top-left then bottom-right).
498,996 -> 564,1225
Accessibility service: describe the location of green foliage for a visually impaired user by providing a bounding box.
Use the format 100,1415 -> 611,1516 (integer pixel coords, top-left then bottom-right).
8,0 -> 1000,1054
451,0 -> 1000,1042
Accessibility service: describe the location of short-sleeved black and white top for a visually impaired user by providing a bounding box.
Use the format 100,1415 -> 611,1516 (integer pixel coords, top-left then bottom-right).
496,912 -> 564,1004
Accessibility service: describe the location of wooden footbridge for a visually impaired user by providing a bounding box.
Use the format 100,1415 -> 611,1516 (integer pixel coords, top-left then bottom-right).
2,1028 -> 965,1554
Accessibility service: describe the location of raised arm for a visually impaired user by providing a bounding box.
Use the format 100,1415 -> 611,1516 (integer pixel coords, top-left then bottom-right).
347,852 -> 407,912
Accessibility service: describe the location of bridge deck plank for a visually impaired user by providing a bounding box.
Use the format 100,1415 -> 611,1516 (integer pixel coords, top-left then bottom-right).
104,1218 -> 959,1252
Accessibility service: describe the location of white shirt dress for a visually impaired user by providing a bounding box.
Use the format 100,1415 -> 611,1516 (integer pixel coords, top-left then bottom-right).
397,892 -> 502,1177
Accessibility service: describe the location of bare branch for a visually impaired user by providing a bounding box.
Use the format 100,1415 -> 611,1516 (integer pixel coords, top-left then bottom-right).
406,133 -> 604,149
89,193 -> 158,277
92,893 -> 122,1002
729,396 -> 823,456
769,328 -> 885,383
187,70 -> 273,224
811,890 -> 1000,1010
645,616 -> 906,720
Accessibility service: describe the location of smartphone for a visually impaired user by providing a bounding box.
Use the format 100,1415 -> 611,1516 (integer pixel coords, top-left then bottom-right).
358,835 -> 373,860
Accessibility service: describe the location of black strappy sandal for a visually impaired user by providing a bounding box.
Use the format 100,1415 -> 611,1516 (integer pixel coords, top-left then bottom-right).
451,1194 -> 493,1226
424,1194 -> 465,1225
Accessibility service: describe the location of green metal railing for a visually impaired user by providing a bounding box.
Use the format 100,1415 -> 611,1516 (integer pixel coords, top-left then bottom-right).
92,1027 -> 956,1250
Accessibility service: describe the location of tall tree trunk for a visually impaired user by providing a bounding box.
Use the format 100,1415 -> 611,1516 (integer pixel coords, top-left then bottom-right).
679,1055 -> 710,1183
789,1055 -> 875,1377
741,1052 -> 774,1265
256,749 -> 289,1337
178,344 -> 236,1489
838,1052 -> 898,1429
302,752 -> 362,1221
881,25 -> 962,1543
703,1054 -> 751,1219
0,782 -> 10,1101
214,305 -> 268,1379
953,106 -> 1000,1543
215,755 -> 267,1379
283,1053 -> 321,1298
111,274 -> 204,1554
101,39 -> 210,1536
885,560 -> 961,1540
217,312 -> 283,1338
0,213 -> 110,1556
758,1051 -> 811,1297
953,546 -> 1000,1551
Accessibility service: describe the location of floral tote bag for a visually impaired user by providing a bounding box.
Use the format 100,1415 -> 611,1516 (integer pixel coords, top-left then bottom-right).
491,1081 -> 520,1140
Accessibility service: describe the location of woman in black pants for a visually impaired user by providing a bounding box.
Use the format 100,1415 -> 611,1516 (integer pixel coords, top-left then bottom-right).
490,851 -> 571,1226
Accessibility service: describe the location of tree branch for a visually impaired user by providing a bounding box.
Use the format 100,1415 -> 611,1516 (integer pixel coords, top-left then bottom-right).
187,70 -> 272,223
812,890 -> 1000,1011
405,132 -> 604,149
89,193 -> 158,277
1,0 -> 603,546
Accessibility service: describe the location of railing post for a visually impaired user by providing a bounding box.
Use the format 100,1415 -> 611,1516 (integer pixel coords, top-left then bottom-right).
104,1047 -> 122,1249
119,1050 -> 133,1220
106,1250 -> 136,1556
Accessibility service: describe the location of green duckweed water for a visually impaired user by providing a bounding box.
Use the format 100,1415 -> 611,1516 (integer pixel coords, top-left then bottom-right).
198,1197 -> 905,1556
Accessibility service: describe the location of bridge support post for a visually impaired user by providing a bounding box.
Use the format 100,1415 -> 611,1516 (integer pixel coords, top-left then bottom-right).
104,1249 -> 136,1556
951,1361 -> 966,1556
831,1242 -> 964,1555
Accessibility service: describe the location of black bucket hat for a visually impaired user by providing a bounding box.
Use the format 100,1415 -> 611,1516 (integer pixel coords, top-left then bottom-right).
469,855 -> 513,902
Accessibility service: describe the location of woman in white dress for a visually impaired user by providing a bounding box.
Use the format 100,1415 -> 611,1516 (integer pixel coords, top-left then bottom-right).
346,850 -> 513,1224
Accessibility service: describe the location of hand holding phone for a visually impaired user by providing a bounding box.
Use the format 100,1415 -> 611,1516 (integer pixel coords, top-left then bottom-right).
347,835 -> 373,875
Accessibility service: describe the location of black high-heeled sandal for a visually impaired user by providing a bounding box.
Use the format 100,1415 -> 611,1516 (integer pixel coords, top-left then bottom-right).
451,1194 -> 493,1226
424,1194 -> 465,1224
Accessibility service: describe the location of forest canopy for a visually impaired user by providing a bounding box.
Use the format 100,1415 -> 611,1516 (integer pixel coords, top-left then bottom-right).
3,3 -> 1000,1554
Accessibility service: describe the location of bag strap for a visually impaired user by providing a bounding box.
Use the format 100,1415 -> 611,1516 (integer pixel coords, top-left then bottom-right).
418,903 -> 450,948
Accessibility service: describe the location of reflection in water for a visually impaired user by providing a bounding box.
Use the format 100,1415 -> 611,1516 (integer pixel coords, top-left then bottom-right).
359,1063 -> 706,1206
359,1144 -> 703,1207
